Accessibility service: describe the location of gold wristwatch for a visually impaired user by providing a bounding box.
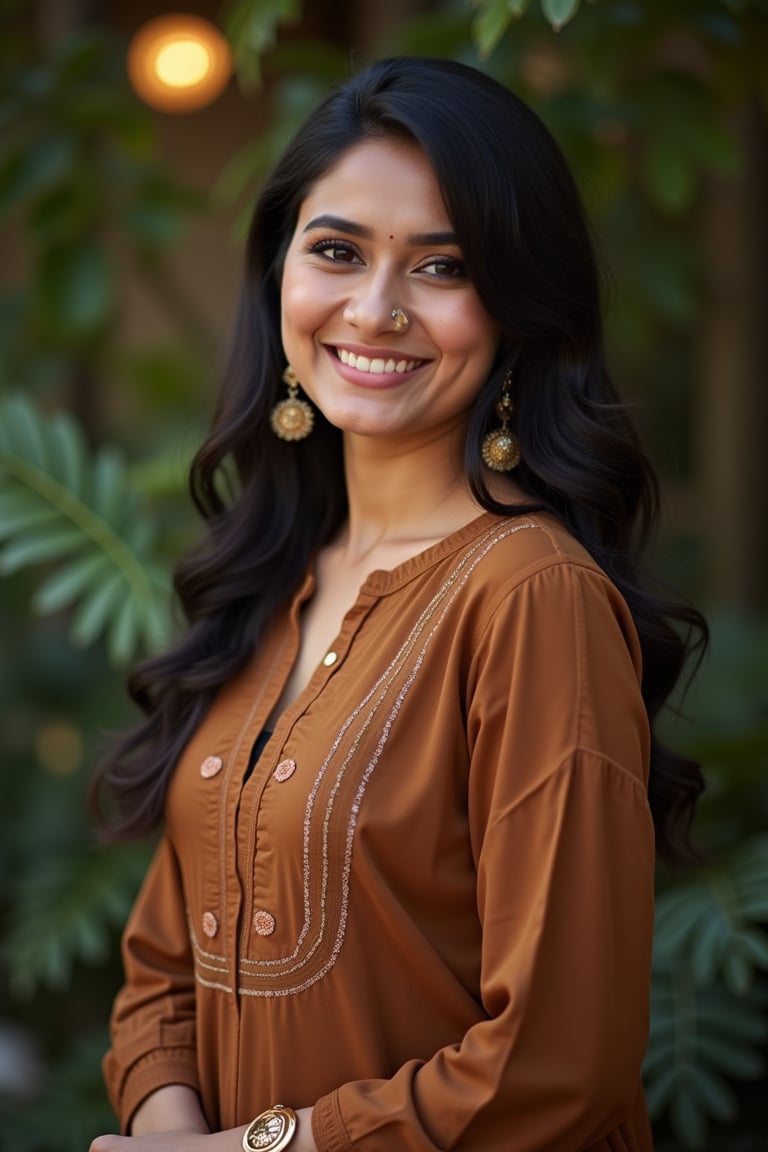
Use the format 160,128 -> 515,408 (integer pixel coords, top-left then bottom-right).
241,1104 -> 298,1152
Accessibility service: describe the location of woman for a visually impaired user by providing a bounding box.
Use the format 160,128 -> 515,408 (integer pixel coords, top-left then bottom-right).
90,57 -> 706,1152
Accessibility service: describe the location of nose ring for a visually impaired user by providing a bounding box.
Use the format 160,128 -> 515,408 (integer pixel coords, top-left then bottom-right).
391,307 -> 410,333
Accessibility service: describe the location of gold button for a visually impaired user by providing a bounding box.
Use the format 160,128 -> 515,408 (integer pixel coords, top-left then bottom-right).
200,755 -> 223,778
253,909 -> 276,936
274,759 -> 296,782
322,650 -> 337,667
202,911 -> 219,938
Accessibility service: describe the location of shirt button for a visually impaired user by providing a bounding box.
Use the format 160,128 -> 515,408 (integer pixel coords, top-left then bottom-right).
200,755 -> 223,778
322,650 -> 338,667
253,909 -> 276,936
274,759 -> 296,782
202,911 -> 219,938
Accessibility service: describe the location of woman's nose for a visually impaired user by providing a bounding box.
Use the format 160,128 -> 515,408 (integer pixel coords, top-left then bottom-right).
342,270 -> 406,335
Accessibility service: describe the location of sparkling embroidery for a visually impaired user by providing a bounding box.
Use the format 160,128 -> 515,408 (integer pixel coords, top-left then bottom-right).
192,523 -> 539,997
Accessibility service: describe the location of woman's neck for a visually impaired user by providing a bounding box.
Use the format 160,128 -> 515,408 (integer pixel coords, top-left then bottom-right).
338,428 -> 482,566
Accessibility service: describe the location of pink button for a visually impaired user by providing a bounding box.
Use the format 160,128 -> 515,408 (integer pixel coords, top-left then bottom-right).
202,911 -> 219,938
200,755 -> 223,778
253,909 -> 276,936
274,759 -> 296,782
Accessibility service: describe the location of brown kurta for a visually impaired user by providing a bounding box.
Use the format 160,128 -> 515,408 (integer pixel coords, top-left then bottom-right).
104,512 -> 656,1151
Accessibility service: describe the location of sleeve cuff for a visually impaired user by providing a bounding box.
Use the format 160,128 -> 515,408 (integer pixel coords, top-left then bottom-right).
312,1090 -> 352,1152
117,1046 -> 201,1133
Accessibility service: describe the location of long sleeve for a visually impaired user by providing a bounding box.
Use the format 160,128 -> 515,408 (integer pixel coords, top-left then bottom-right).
103,834 -> 200,1130
312,559 -> 655,1151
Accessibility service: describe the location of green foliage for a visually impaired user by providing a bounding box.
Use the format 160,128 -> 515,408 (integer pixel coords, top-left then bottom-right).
4,836 -> 152,996
472,0 -> 583,57
0,394 -> 173,664
223,0 -> 303,89
654,840 -> 768,993
646,974 -> 767,1148
646,840 -> 768,1147
0,21 -> 206,397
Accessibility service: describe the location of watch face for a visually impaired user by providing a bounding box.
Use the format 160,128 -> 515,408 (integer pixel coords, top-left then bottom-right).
251,1114 -> 284,1147
244,1106 -> 296,1152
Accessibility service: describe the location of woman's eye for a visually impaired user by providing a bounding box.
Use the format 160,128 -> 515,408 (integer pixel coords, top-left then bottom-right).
420,257 -> 466,280
308,240 -> 359,263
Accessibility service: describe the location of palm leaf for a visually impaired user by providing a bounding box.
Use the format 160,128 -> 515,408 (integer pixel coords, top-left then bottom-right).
2,839 -> 152,995
0,393 -> 173,663
653,835 -> 768,993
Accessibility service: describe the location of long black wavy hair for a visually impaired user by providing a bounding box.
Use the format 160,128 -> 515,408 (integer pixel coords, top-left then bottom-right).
92,57 -> 706,862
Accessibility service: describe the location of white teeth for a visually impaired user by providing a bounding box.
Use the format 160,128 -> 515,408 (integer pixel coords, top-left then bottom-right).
337,348 -> 420,374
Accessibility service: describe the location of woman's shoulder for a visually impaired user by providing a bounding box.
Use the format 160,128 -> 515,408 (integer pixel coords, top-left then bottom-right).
465,509 -> 606,591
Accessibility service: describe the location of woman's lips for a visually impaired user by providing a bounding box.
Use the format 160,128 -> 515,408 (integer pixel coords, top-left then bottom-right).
336,347 -> 424,374
324,345 -> 429,387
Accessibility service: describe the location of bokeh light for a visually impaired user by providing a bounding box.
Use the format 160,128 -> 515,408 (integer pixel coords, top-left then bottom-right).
127,14 -> 232,113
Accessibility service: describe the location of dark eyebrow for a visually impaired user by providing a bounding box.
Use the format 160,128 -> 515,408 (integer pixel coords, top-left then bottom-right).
302,215 -> 458,247
302,215 -> 373,239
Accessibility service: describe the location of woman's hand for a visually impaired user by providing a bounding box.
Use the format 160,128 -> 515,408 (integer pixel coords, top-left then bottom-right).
90,1106 -> 317,1152
90,1136 -> 236,1152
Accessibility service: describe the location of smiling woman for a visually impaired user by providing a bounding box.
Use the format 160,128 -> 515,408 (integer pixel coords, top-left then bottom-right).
279,137 -> 498,441
89,57 -> 707,1152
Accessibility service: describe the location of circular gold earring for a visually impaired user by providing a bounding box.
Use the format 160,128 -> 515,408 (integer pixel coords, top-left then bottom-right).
270,367 -> 315,441
391,308 -> 410,333
481,372 -> 521,472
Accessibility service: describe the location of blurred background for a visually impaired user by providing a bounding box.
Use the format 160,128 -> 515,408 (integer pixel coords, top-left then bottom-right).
0,1 -> 767,1148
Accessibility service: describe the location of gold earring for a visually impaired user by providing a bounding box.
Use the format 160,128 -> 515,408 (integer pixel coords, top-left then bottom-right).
270,367 -> 314,441
481,371 -> 520,472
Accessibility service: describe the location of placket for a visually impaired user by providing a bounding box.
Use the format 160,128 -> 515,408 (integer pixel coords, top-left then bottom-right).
233,584 -> 381,965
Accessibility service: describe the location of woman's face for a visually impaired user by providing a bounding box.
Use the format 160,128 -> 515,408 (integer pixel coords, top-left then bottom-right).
280,137 -> 500,445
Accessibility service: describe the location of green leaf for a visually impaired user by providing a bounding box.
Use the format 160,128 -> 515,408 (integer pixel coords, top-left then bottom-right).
644,1058 -> 679,1116
540,0 -> 581,32
1,394 -> 47,467
92,448 -> 127,522
472,0 -> 516,59
0,394 -> 174,663
226,0 -> 303,89
0,502 -> 61,538
670,1082 -> 707,1149
32,552 -> 112,613
0,526 -> 85,572
45,410 -> 87,493
4,841 -> 151,994
69,571 -> 126,647
683,1062 -> 737,1121
0,136 -> 76,212
690,908 -> 729,985
695,1031 -> 766,1079
38,242 -> 113,337
722,948 -> 752,994
108,592 -> 139,665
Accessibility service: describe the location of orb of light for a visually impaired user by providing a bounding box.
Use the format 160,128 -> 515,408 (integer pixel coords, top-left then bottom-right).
128,14 -> 232,113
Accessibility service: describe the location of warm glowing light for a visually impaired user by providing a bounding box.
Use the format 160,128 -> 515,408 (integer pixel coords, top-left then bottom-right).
36,721 -> 83,776
155,39 -> 211,88
128,14 -> 232,113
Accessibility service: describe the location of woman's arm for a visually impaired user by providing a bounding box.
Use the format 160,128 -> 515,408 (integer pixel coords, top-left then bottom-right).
312,562 -> 656,1151
89,1100 -> 316,1152
130,1085 -> 210,1134
104,836 -> 202,1129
